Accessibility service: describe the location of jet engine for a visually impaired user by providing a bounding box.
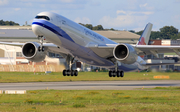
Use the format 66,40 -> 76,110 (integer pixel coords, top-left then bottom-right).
113,44 -> 138,64
22,42 -> 46,62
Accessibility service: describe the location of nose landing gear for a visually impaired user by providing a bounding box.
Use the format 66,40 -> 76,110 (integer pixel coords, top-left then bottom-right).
38,35 -> 45,51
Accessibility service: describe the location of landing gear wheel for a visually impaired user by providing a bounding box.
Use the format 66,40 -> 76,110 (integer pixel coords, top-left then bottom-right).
67,70 -> 70,76
74,70 -> 78,76
38,46 -> 41,51
42,46 -> 45,51
62,70 -> 78,77
108,70 -> 124,78
71,70 -> 74,76
117,71 -> 120,77
120,71 -> 124,77
109,71 -> 112,77
63,70 -> 67,76
112,71 -> 116,77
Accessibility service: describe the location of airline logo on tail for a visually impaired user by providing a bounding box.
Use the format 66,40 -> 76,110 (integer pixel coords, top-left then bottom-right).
136,23 -> 153,46
138,37 -> 146,45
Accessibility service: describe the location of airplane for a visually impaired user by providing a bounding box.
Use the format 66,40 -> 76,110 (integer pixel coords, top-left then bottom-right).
1,12 -> 180,77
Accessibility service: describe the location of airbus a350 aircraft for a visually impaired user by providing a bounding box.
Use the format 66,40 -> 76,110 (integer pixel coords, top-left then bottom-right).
1,12 -> 180,77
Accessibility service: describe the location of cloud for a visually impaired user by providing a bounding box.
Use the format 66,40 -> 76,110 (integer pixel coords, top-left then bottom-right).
116,10 -> 126,15
140,3 -> 147,8
14,8 -> 21,11
117,10 -> 154,15
74,17 -> 91,24
60,0 -> 74,3
0,0 -> 8,5
99,10 -> 154,31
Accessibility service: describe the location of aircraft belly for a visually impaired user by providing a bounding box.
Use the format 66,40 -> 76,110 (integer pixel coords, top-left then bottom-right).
60,37 -> 114,67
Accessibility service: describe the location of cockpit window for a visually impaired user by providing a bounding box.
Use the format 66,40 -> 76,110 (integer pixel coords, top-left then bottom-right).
35,16 -> 50,21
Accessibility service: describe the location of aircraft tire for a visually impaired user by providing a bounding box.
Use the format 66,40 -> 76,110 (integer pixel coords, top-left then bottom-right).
63,70 -> 67,76
109,71 -> 112,77
67,70 -> 70,76
120,71 -> 124,77
112,71 -> 116,77
117,71 -> 120,77
71,70 -> 74,76
74,70 -> 78,76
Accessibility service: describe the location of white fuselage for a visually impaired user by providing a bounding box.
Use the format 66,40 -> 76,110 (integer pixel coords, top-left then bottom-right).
32,12 -> 147,72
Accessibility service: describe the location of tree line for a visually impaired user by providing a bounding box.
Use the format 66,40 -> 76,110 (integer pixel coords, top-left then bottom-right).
80,23 -> 180,40
0,20 -> 19,26
135,26 -> 180,40
79,23 -> 116,31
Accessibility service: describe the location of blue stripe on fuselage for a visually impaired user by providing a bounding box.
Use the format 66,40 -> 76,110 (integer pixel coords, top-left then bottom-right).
32,19 -> 75,43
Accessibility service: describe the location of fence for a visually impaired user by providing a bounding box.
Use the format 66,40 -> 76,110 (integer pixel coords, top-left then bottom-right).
0,65 -> 65,72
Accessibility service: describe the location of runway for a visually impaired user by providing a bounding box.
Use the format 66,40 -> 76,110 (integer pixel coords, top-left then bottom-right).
0,80 -> 180,90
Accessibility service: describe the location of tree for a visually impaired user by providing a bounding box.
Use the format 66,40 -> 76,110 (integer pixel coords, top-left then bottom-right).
129,30 -> 135,33
136,30 -> 143,36
79,23 -> 93,30
160,26 -> 178,39
150,31 -> 162,40
85,24 -> 93,30
0,19 -> 19,26
92,25 -> 104,30
136,26 -> 180,40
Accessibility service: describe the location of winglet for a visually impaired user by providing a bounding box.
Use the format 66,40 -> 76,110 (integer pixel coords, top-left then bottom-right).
136,23 -> 153,45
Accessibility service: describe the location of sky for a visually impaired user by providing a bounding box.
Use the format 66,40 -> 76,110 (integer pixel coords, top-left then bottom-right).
1,0 -> 180,31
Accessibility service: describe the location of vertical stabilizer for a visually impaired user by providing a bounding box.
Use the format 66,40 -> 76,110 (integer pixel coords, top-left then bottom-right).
136,23 -> 153,45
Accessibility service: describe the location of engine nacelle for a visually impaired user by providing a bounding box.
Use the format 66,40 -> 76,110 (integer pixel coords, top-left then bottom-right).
113,44 -> 138,64
22,42 -> 46,62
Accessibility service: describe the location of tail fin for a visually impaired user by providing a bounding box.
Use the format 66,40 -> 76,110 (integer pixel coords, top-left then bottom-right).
136,23 -> 153,45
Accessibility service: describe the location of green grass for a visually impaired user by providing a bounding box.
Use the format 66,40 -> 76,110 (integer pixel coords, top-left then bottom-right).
0,89 -> 180,111
164,53 -> 177,55
0,72 -> 179,83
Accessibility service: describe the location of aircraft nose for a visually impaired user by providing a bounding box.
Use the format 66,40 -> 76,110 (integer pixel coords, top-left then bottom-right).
32,24 -> 43,36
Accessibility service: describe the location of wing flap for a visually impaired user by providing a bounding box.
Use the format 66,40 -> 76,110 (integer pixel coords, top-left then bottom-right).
143,62 -> 180,66
134,45 -> 180,56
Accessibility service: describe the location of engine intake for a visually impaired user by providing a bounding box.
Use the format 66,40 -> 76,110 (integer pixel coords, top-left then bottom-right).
113,44 -> 138,64
22,42 -> 46,62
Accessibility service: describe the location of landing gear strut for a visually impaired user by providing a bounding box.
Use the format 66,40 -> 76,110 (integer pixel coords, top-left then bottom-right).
62,55 -> 78,76
109,61 -> 124,77
38,35 -> 45,51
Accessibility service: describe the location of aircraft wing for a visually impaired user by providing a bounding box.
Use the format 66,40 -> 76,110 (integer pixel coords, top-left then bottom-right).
87,44 -> 180,59
134,45 -> 180,57
0,42 -> 24,47
0,42 -> 69,55
87,43 -> 116,59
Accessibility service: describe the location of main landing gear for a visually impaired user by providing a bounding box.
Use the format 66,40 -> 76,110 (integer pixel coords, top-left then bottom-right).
109,70 -> 124,77
109,61 -> 124,77
63,70 -> 78,76
62,55 -> 78,76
